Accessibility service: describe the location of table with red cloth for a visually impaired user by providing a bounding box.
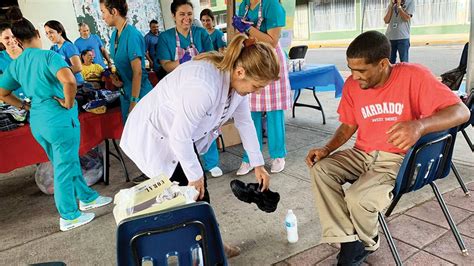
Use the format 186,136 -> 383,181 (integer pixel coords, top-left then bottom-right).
0,108 -> 126,181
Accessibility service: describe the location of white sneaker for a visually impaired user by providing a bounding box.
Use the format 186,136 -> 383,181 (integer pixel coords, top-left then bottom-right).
236,162 -> 254,176
271,158 -> 285,173
79,196 -> 113,211
60,212 -> 95,232
209,166 -> 223,177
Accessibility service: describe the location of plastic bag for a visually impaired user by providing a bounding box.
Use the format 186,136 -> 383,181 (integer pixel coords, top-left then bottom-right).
80,147 -> 104,186
112,176 -> 194,224
35,147 -> 104,195
35,162 -> 55,195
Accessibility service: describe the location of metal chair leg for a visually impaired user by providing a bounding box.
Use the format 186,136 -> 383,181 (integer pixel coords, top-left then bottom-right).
312,89 -> 326,124
461,129 -> 474,152
103,139 -> 110,185
451,163 -> 470,196
218,134 -> 225,152
431,182 -> 469,256
292,89 -> 302,118
385,194 -> 402,217
112,139 -> 130,182
378,213 -> 403,266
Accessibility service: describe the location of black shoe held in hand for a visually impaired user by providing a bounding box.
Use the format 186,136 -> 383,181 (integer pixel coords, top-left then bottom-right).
230,179 -> 280,213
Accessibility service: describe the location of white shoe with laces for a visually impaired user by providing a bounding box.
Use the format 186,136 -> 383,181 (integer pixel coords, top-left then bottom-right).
271,158 -> 285,173
79,196 -> 113,211
209,166 -> 223,177
236,162 -> 254,176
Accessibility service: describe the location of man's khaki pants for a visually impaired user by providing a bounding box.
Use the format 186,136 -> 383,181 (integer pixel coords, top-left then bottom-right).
310,148 -> 404,251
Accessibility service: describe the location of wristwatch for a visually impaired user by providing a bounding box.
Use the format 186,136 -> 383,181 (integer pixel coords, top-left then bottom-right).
130,96 -> 140,103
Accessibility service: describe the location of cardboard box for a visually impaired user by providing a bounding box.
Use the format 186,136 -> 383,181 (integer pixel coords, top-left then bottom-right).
217,120 -> 242,149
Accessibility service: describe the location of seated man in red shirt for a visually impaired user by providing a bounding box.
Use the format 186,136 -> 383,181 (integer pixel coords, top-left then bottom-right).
305,31 -> 470,265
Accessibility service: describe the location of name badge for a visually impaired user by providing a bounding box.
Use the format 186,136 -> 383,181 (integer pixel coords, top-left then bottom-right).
392,22 -> 398,28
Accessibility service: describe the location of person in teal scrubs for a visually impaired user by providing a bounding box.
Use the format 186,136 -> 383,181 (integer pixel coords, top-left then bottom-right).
200,9 -> 226,53
0,23 -> 24,98
99,0 -> 153,122
233,0 -> 291,175
44,20 -> 84,86
0,12 -> 111,232
157,0 -> 222,178
157,0 -> 213,73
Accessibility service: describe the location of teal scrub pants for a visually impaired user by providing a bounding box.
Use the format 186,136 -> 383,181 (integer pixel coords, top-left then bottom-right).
31,120 -> 99,220
243,110 -> 287,163
202,140 -> 220,171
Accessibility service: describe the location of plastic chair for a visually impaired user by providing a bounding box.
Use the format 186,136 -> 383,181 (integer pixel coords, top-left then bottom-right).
379,130 -> 469,265
441,43 -> 468,91
117,202 -> 227,266
450,98 -> 473,196
288,45 -> 308,59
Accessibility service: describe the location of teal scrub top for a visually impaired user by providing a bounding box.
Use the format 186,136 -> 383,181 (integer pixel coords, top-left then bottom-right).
50,41 -> 84,85
0,50 -> 25,98
110,24 -> 152,98
209,29 -> 226,51
238,0 -> 286,33
157,26 -> 213,61
0,48 -> 78,126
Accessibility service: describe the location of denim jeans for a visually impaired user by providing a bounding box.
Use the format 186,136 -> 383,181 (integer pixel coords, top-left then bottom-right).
390,39 -> 410,64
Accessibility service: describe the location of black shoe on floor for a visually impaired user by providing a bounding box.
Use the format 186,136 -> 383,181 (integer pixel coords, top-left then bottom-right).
337,240 -> 366,266
132,174 -> 149,184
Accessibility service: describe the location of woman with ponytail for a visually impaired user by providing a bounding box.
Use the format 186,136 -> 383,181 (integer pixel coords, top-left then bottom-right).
120,34 -> 279,257
44,20 -> 84,86
0,9 -> 111,232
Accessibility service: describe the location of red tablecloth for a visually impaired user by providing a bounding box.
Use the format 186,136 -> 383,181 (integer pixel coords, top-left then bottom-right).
0,107 -> 123,173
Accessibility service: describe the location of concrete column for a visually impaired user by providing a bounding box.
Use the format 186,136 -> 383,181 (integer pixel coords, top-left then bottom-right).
466,0 -> 474,95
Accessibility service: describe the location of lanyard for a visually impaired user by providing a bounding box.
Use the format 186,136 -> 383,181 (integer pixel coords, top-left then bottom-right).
175,27 -> 200,61
114,20 -> 128,56
243,0 -> 263,30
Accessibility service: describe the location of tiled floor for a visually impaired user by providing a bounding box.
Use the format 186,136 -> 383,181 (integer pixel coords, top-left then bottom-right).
275,184 -> 474,265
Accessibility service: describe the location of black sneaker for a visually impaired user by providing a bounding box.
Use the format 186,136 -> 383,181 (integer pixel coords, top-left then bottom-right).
132,174 -> 149,184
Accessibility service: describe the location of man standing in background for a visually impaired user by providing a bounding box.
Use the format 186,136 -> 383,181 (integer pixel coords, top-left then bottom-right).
75,22 -> 112,68
144,19 -> 160,72
384,0 -> 415,63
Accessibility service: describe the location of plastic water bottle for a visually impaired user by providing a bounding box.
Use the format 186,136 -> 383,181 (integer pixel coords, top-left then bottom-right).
285,209 -> 298,243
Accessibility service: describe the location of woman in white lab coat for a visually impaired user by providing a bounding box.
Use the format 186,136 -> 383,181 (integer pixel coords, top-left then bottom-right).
120,34 -> 280,203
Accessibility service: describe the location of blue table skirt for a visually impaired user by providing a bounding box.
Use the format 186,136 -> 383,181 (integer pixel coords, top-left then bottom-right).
289,64 -> 345,98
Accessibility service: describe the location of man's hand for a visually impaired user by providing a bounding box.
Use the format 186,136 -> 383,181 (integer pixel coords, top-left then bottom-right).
305,146 -> 330,168
189,177 -> 205,200
254,166 -> 270,191
386,120 -> 424,151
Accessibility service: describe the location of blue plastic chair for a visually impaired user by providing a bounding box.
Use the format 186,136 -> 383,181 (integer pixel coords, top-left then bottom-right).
378,130 -> 469,265
117,202 -> 227,266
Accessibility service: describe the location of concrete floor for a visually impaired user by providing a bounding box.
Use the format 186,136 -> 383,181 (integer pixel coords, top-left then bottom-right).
0,91 -> 472,265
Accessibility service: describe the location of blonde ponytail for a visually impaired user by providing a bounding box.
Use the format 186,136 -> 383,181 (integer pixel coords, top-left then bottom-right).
194,34 -> 280,83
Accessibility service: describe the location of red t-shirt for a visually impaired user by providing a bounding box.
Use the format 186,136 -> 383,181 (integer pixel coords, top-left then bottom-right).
338,63 -> 461,154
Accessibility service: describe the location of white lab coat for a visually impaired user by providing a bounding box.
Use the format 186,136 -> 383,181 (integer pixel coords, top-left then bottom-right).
120,60 -> 264,182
